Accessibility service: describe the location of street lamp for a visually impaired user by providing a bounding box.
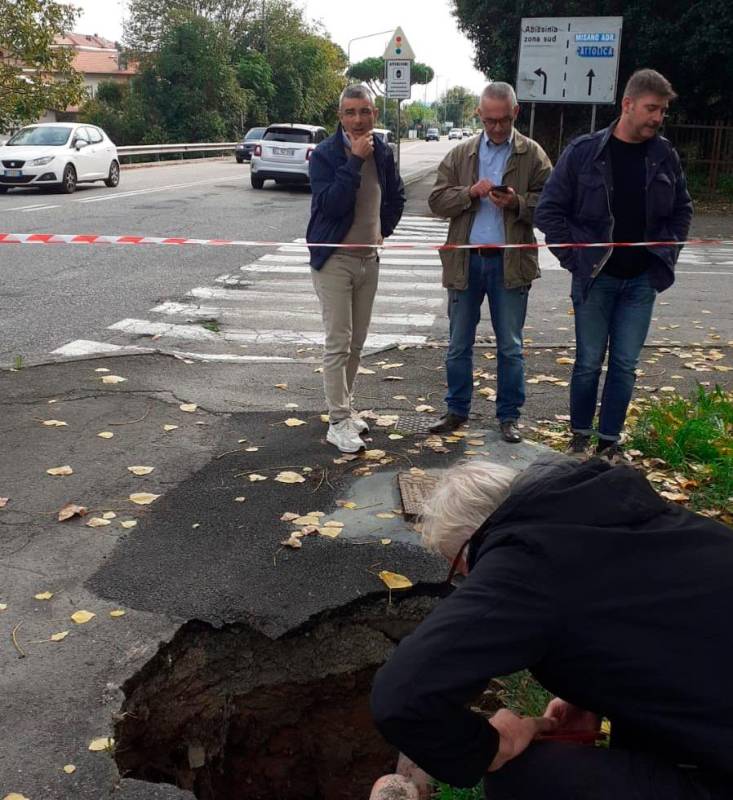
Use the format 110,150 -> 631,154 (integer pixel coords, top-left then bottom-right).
346,29 -> 394,66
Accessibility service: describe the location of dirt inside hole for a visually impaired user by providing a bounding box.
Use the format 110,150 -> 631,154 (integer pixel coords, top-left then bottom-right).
115,595 -> 454,800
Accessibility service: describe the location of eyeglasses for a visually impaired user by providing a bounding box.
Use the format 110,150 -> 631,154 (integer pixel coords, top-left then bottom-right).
341,108 -> 375,117
480,116 -> 513,128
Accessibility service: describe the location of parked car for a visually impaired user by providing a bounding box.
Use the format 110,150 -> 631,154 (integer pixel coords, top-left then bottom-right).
250,123 -> 328,189
448,128 -> 463,140
371,127 -> 397,155
425,128 -> 440,141
463,128 -> 474,138
0,122 -> 119,194
234,126 -> 266,163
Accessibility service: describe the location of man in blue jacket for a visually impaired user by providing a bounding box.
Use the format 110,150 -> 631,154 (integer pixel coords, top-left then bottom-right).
535,69 -> 692,459
307,84 -> 405,453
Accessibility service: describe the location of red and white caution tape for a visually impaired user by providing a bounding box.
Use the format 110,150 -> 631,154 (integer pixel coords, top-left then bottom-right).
0,232 -> 729,250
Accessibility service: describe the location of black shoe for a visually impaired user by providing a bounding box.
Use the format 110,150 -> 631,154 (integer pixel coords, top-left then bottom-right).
500,420 -> 522,443
567,432 -> 591,458
596,440 -> 624,462
429,412 -> 468,434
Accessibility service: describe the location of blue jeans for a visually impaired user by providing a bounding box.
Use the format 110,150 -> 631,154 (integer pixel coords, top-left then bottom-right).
445,253 -> 529,421
571,272 -> 657,441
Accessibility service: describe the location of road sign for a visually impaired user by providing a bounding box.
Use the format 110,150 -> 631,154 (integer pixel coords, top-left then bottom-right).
383,26 -> 415,60
386,59 -> 411,99
516,17 -> 623,104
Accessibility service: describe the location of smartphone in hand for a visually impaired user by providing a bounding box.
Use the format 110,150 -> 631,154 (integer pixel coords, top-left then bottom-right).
490,185 -> 510,194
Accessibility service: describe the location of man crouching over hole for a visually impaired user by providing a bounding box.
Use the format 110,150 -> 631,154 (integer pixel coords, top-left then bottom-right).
370,454 -> 733,799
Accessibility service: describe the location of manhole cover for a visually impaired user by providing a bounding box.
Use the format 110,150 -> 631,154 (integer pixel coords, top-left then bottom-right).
398,471 -> 439,519
395,414 -> 437,435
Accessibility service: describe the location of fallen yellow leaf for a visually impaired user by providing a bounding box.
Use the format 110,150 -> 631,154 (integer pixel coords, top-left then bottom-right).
280,511 -> 299,521
97,431 -> 114,439
47,465 -> 73,476
244,446 -> 259,452
34,591 -> 54,600
94,367 -> 110,373
119,520 -> 137,529
378,570 -> 413,590
281,534 -> 303,548
88,736 -> 114,752
555,356 -> 575,365
101,375 -> 126,384
0,497 -> 8,508
4,793 -> 31,800
274,471 -> 305,484
376,512 -> 395,519
318,526 -> 341,538
71,610 -> 96,624
414,404 -> 435,413
285,403 -> 299,409
163,424 -> 178,432
293,514 -> 320,526
284,418 -> 306,427
129,492 -> 160,505
109,609 -> 126,618
248,474 -> 268,482
0,603 -> 7,611
63,764 -> 76,774
274,383 -> 288,389
51,631 -> 69,642
381,538 -> 392,545
322,520 -> 344,529
58,503 -> 87,522
102,511 -> 116,520
320,414 -> 330,423
357,366 -> 375,375
127,466 -> 154,476
337,500 -> 358,509
86,517 -> 111,528
234,496 -> 246,503
364,449 -> 386,460
42,419 -> 68,427
388,433 -> 404,440
179,403 -> 198,413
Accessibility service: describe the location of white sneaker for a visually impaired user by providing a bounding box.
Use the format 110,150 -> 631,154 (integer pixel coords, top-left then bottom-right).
327,418 -> 365,453
350,410 -> 369,434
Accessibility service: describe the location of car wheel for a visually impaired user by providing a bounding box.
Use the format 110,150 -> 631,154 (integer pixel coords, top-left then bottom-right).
236,157 -> 244,164
104,160 -> 120,188
251,175 -> 265,189
60,164 -> 77,194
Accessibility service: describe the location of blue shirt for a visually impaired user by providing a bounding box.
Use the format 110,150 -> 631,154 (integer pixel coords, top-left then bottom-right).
468,132 -> 513,246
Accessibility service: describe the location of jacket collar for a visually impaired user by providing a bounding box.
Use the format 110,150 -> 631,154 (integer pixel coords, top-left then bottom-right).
471,127 -> 528,159
595,119 -> 674,162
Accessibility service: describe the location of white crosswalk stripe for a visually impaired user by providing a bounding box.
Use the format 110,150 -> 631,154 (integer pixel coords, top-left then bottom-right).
51,215 -> 454,363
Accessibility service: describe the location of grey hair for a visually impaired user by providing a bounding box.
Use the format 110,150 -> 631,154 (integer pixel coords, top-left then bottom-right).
340,83 -> 375,109
481,81 -> 518,107
624,69 -> 677,102
420,460 -> 517,561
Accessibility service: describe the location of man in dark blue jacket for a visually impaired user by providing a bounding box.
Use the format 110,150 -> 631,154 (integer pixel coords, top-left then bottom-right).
535,69 -> 693,460
371,455 -> 733,799
307,84 -> 405,453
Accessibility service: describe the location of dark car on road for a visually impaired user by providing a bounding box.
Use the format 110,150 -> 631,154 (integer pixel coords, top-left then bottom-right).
425,128 -> 440,141
235,127 -> 266,163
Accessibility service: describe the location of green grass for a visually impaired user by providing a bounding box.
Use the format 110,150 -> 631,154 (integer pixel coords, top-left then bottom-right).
629,385 -> 733,511
435,671 -> 552,799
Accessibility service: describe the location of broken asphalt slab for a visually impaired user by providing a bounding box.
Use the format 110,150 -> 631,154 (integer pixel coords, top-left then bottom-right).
0,351 -> 547,800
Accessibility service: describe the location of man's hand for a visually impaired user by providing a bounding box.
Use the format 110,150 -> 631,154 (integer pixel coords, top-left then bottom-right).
469,178 -> 494,199
349,132 -> 374,160
489,185 -> 519,210
543,697 -> 600,733
487,708 -> 558,772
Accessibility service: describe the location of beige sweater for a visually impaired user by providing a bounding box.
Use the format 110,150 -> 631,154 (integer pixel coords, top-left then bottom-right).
341,149 -> 382,257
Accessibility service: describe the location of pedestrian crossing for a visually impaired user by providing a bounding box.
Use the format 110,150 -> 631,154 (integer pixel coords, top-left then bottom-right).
51,216 -> 455,364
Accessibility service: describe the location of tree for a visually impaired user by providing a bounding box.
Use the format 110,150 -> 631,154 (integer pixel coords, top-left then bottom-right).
124,0 -> 259,54
0,0 -> 85,131
439,85 -> 479,127
451,0 -> 733,120
346,57 -> 435,98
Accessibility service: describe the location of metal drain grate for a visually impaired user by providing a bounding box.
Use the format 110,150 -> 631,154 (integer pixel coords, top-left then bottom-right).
394,414 -> 437,435
399,472 -> 440,519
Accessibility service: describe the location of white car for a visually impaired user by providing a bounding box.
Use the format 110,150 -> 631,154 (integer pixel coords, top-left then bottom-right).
448,128 -> 463,140
250,123 -> 328,189
0,122 -> 119,194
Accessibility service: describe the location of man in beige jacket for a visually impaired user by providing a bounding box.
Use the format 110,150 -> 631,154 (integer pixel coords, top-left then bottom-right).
428,83 -> 551,442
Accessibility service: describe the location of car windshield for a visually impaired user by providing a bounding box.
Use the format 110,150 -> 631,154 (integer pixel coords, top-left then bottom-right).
264,128 -> 313,143
245,128 -> 266,140
7,126 -> 73,146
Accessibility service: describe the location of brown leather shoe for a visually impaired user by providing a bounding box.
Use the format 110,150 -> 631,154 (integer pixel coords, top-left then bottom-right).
500,420 -> 522,443
429,412 -> 468,434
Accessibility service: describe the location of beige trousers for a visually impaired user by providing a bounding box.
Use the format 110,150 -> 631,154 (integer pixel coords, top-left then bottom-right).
311,252 -> 379,423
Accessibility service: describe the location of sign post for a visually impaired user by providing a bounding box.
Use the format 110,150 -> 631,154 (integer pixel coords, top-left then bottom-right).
384,27 -> 415,173
516,16 -> 623,139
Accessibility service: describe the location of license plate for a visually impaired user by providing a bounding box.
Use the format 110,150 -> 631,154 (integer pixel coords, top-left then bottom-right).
273,147 -> 294,156
4,169 -> 22,177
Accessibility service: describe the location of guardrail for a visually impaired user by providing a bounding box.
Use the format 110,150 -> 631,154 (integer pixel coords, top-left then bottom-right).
116,142 -> 237,162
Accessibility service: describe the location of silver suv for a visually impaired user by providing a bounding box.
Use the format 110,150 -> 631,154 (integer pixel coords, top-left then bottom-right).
250,123 -> 328,189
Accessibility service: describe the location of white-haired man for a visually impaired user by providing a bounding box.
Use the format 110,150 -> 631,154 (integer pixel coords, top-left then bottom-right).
428,82 -> 552,443
371,455 -> 733,799
307,84 -> 405,453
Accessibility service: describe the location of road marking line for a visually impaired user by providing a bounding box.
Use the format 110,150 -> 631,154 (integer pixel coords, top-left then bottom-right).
186,286 -> 444,307
75,174 -> 248,204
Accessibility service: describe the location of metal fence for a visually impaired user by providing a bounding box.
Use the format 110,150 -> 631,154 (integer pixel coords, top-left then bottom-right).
116,142 -> 237,162
664,122 -> 733,196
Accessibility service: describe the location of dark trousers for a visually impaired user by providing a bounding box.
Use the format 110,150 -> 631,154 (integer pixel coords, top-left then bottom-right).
483,742 -> 731,800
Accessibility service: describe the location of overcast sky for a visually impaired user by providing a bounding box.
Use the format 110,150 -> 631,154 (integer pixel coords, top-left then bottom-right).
63,0 -> 489,99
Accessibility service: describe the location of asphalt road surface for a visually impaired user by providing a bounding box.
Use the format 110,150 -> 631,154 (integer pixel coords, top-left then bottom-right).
1,140 -> 731,370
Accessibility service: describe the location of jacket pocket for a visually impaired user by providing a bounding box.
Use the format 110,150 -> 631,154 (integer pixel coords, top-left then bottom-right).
575,173 -> 608,220
649,171 -> 674,218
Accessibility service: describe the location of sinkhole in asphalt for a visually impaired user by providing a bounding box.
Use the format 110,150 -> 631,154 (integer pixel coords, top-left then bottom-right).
115,595 -> 440,800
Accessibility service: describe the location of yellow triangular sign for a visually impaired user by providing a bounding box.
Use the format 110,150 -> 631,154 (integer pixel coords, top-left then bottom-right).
383,27 -> 415,60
